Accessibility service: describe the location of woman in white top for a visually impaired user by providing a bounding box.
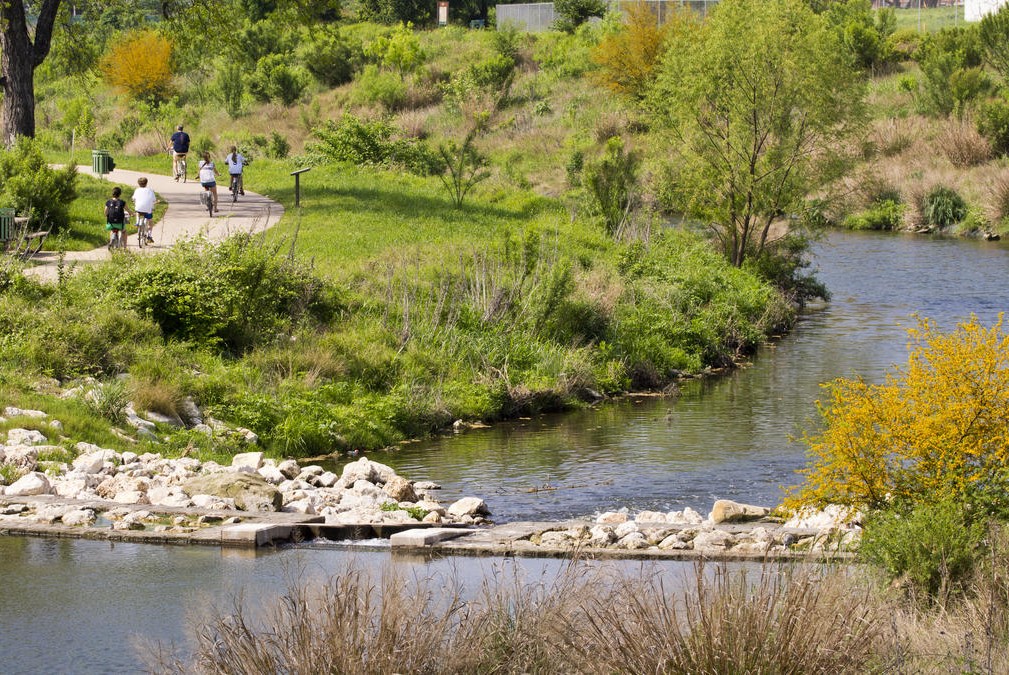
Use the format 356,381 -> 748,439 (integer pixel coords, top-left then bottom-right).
225,146 -> 247,197
198,151 -> 219,213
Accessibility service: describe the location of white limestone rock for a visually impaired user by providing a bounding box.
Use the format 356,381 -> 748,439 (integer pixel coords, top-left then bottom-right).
277,459 -> 301,479
709,499 -> 771,524
383,475 -> 418,502
782,504 -> 863,530
144,410 -> 185,428
113,490 -> 151,505
338,457 -> 396,487
62,509 -> 97,527
231,451 -> 264,471
191,494 -> 237,510
178,397 -> 203,427
692,529 -> 736,553
73,449 -> 117,475
618,532 -> 651,550
2,446 -> 38,472
614,521 -> 639,539
282,499 -> 317,515
448,497 -> 489,518
4,407 -> 47,419
235,428 -> 259,445
258,465 -> 286,485
596,511 -> 629,525
315,471 -> 339,488
6,471 -> 52,496
587,525 -> 617,547
6,428 -> 47,447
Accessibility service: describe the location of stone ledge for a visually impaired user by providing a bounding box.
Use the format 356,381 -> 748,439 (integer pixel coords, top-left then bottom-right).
390,527 -> 475,547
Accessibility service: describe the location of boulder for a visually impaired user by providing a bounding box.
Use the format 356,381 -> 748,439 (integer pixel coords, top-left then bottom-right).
144,410 -> 185,428
277,459 -> 301,479
73,449 -> 116,475
709,499 -> 770,524
383,475 -> 418,502
2,446 -> 38,473
178,397 -> 203,427
62,509 -> 97,527
339,457 -> 396,486
258,465 -> 286,485
447,497 -> 489,518
6,471 -> 52,496
6,428 -> 47,447
596,511 -> 629,525
183,473 -> 282,512
4,407 -> 47,419
692,529 -> 736,553
231,451 -> 264,471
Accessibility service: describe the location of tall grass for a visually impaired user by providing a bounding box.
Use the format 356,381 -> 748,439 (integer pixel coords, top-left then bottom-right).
146,561 -> 892,674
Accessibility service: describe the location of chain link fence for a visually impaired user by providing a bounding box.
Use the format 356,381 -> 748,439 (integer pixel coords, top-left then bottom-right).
495,0 -> 970,32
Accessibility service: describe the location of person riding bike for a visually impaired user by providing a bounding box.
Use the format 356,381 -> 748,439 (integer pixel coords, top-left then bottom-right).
225,146 -> 248,197
198,152 -> 220,214
168,124 -> 190,181
132,177 -> 158,244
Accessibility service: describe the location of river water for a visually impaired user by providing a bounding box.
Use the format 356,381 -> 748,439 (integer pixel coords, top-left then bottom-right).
2,230 -> 1007,672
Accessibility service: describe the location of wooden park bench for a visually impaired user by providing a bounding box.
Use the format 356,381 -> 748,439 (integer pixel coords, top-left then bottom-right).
0,208 -> 50,261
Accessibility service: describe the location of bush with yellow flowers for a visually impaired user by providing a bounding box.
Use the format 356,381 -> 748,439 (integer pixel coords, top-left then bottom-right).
787,314 -> 1009,516
100,29 -> 174,103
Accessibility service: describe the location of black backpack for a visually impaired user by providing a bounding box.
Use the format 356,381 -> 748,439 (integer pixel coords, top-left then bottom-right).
107,199 -> 125,223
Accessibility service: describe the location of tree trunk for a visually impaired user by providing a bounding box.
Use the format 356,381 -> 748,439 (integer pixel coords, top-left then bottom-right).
0,1 -> 62,144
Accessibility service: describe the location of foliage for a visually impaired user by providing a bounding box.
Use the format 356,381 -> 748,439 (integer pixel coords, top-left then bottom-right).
247,54 -> 310,106
650,0 -> 865,267
916,26 -> 989,118
980,2 -> 1009,83
305,114 -> 439,175
591,2 -> 675,100
0,137 -> 78,231
83,379 -> 130,424
582,136 -> 639,237
352,64 -> 408,110
844,199 -> 904,231
788,315 -> 1009,511
937,118 -> 991,167
859,500 -> 986,604
121,233 -> 341,355
363,22 -> 425,75
977,96 -> 1009,156
99,29 -> 175,104
438,129 -> 491,207
921,185 -> 967,228
358,0 -> 433,25
216,63 -> 246,118
301,27 -> 359,87
554,0 -> 607,33
613,231 -> 792,384
532,23 -> 601,79
824,0 -> 897,73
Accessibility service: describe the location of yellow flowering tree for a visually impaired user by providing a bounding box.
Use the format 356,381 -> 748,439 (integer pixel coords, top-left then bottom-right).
100,30 -> 174,104
787,315 -> 1009,512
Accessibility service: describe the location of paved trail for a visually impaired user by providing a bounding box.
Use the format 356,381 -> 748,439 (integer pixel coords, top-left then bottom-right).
25,166 -> 285,282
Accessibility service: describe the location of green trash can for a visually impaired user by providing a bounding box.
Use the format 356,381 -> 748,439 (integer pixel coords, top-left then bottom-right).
92,149 -> 110,174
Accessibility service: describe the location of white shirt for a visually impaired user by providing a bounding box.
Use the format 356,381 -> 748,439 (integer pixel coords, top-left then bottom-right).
198,161 -> 216,183
225,153 -> 246,175
132,186 -> 156,213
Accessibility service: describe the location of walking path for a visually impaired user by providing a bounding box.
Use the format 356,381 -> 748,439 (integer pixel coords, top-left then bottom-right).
25,166 -> 285,283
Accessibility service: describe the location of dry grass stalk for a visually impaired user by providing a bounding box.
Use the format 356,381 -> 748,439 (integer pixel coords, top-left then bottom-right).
936,119 -> 992,168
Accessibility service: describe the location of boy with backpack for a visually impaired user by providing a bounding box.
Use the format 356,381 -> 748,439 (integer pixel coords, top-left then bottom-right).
104,186 -> 131,249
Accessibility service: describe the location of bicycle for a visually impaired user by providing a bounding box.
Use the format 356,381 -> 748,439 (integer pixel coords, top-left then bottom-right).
135,212 -> 152,248
173,152 -> 187,183
107,227 -> 127,251
200,186 -> 214,218
229,174 -> 241,203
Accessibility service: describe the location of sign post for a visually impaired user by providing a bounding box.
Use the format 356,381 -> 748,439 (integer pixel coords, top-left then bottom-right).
438,1 -> 449,26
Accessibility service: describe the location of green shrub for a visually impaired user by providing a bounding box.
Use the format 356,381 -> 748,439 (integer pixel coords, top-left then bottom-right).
844,199 -> 905,230
247,55 -> 309,106
921,185 -> 967,228
301,28 -> 359,87
859,500 -> 986,604
122,234 -> 341,355
979,3 -> 1009,81
216,63 -> 245,118
306,114 -> 439,175
582,136 -> 639,237
554,0 -> 607,33
352,64 -> 408,110
83,379 -> 130,424
887,28 -> 921,62
977,97 -> 1009,156
0,137 -> 78,231
267,132 -> 290,159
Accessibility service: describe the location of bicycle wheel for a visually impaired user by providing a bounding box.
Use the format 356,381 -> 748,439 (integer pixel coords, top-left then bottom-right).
231,176 -> 238,202
136,217 -> 144,249
180,158 -> 187,183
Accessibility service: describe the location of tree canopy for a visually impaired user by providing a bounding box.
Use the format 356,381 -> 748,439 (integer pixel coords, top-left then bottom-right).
649,0 -> 865,267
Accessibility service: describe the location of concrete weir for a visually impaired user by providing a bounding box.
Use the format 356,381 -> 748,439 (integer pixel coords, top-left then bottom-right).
0,495 -> 852,561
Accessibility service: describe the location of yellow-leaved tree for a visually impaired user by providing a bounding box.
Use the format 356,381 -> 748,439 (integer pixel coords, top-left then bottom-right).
787,314 -> 1009,512
100,29 -> 174,103
591,2 -> 688,101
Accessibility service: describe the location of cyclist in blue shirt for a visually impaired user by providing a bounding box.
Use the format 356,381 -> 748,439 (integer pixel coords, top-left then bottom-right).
167,124 -> 190,181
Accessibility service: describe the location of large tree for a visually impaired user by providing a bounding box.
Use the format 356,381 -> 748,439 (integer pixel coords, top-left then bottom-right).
0,0 -> 62,143
650,0 -> 865,267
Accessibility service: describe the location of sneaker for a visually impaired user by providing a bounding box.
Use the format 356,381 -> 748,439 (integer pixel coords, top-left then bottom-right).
146,235 -> 154,243
239,191 -> 245,195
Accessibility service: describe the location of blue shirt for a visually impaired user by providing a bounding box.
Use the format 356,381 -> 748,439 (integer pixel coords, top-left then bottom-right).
170,131 -> 190,153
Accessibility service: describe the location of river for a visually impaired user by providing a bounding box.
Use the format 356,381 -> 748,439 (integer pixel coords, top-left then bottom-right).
2,229 -> 1007,672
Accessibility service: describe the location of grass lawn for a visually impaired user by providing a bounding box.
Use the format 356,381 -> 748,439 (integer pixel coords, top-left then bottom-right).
888,6 -> 964,33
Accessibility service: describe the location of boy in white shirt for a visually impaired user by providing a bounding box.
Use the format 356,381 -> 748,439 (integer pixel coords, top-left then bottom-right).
225,146 -> 247,196
132,177 -> 158,244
